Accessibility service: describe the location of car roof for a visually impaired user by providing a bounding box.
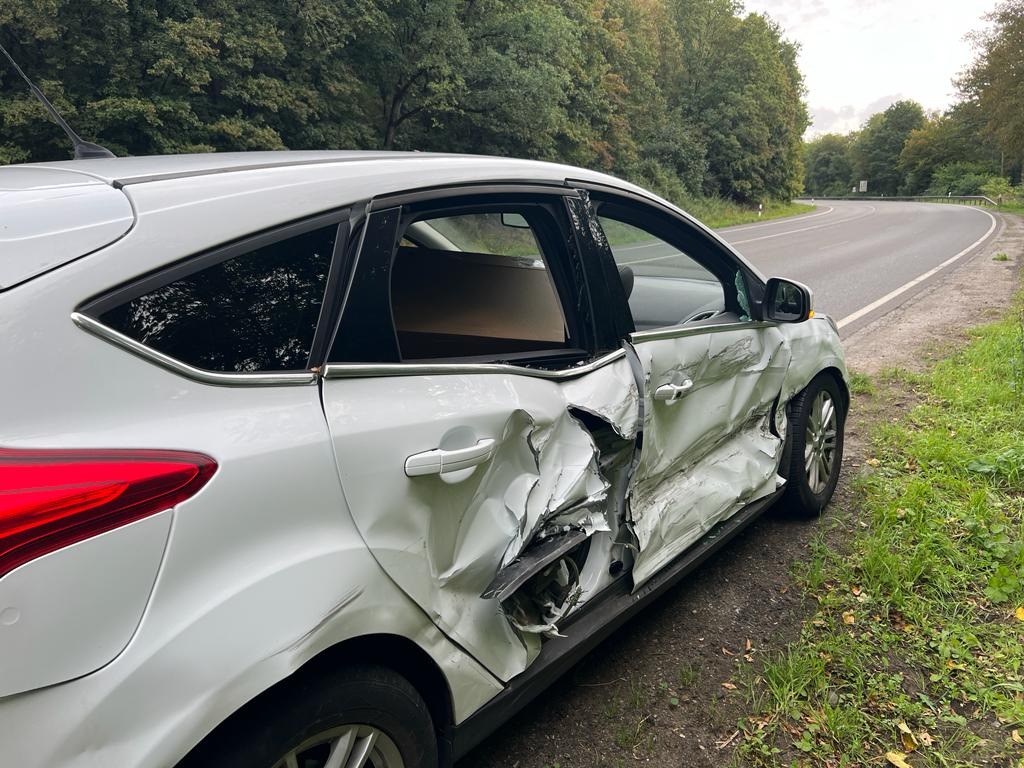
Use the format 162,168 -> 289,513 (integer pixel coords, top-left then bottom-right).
0,150 -> 690,290
18,150 -> 648,195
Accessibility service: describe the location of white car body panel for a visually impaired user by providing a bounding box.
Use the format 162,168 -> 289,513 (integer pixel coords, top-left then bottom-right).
0,166 -> 134,288
0,513 -> 170,697
0,151 -> 847,768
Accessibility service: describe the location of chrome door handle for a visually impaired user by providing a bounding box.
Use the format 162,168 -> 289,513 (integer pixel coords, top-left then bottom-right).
654,379 -> 693,404
405,438 -> 497,477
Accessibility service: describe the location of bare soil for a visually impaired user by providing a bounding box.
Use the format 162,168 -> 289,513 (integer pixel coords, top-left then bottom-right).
457,212 -> 1023,768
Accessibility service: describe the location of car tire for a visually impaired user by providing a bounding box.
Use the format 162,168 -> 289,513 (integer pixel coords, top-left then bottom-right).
780,374 -> 846,517
178,664 -> 437,768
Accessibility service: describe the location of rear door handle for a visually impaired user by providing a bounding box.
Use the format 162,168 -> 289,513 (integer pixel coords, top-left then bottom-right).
405,438 -> 497,477
654,379 -> 693,404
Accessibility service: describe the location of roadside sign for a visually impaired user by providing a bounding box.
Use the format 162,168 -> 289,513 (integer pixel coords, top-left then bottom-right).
859,180 -> 868,193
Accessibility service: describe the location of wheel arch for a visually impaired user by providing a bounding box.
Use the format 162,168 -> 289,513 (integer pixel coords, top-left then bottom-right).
176,633 -> 456,767
819,365 -> 850,412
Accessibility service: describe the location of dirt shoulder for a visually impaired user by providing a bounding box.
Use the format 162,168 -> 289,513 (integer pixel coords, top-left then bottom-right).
458,211 -> 1022,768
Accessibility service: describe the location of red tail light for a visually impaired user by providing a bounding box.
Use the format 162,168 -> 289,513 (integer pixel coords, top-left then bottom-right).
0,449 -> 216,579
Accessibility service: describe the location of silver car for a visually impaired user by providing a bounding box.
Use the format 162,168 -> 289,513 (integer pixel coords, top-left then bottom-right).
0,151 -> 847,768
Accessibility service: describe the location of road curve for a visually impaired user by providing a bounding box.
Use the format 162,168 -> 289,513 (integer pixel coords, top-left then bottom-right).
714,200 -> 1000,336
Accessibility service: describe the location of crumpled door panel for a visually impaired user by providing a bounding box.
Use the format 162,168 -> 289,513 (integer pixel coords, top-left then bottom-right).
628,326 -> 792,586
321,357 -> 639,681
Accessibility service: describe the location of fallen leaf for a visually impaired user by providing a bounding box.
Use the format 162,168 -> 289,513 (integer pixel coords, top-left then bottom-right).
745,638 -> 753,651
744,654 -> 755,663
842,611 -> 856,625
866,458 -> 881,467
917,731 -> 934,747
898,722 -> 918,752
722,647 -> 735,656
721,682 -> 737,690
896,508 -> 907,519
1012,729 -> 1023,745
1015,606 -> 1024,622
886,751 -> 913,768
852,585 -> 862,596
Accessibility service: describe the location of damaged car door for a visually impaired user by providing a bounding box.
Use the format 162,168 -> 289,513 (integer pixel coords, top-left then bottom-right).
319,191 -> 638,682
586,193 -> 793,586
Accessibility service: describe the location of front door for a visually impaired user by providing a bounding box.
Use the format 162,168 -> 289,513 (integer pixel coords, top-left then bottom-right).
586,194 -> 792,586
319,192 -> 638,681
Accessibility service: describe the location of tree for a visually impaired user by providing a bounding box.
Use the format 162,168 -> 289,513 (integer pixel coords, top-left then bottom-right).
851,100 -> 925,196
897,102 -> 999,194
804,133 -> 853,196
666,0 -> 807,201
0,0 -> 810,204
959,0 -> 1024,182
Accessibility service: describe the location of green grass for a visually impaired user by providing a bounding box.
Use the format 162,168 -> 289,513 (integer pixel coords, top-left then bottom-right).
994,252 -> 1011,262
680,197 -> 816,229
737,297 -> 1024,767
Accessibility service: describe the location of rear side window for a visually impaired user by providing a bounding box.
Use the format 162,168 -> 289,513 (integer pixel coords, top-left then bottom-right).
94,224 -> 337,372
392,209 -> 569,360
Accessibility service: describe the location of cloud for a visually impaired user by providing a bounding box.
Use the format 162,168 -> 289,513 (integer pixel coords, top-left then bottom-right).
808,93 -> 904,135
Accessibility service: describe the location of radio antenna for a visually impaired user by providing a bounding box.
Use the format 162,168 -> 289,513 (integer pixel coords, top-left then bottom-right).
0,42 -> 114,159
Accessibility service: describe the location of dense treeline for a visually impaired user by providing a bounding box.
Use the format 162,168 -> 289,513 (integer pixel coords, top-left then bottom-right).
0,0 -> 807,204
804,0 -> 1023,201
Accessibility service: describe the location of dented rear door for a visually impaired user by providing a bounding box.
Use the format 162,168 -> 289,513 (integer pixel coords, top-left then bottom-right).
319,192 -> 638,681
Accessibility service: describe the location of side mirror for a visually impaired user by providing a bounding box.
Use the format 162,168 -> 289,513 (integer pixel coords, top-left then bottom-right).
763,277 -> 813,323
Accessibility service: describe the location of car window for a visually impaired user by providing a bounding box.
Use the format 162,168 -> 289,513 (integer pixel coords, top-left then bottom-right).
597,214 -> 731,331
391,209 -> 570,360
96,224 -> 336,372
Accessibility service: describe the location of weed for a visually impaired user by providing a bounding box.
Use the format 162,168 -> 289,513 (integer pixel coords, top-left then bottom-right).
993,252 -> 1010,261
678,662 -> 700,688
848,370 -> 875,396
737,291 -> 1024,766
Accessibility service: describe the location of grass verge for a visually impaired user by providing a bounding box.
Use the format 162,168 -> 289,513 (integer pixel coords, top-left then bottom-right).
682,198 -> 815,229
736,300 -> 1024,767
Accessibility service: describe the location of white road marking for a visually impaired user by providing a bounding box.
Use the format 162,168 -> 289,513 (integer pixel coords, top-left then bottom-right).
835,207 -> 998,330
614,205 -> 839,254
729,205 -> 877,245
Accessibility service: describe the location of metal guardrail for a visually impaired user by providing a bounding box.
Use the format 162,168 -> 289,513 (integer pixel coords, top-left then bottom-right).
804,195 -> 998,206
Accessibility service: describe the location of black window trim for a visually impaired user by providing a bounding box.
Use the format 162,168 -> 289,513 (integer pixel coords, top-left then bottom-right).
74,207 -> 352,386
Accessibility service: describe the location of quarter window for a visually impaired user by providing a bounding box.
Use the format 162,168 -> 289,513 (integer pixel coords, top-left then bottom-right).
95,224 -> 337,372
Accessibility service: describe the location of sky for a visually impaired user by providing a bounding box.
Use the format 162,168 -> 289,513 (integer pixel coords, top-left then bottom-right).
740,0 -> 996,137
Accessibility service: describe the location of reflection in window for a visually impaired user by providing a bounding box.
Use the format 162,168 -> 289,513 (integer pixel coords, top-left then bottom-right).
99,225 -> 336,371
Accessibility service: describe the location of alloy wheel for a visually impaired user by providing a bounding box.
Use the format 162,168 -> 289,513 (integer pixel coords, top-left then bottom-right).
272,725 -> 404,768
804,389 -> 838,494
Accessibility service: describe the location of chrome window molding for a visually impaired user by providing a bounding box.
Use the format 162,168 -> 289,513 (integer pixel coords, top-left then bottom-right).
322,348 -> 626,380
71,313 -> 317,387
629,320 -> 775,344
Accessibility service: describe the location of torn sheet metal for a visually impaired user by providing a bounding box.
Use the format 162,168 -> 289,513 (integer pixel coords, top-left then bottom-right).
559,357 -> 640,440
628,325 -> 792,587
502,409 -> 610,567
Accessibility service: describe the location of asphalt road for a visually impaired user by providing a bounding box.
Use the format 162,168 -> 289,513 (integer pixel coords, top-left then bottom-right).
716,200 -> 1000,335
